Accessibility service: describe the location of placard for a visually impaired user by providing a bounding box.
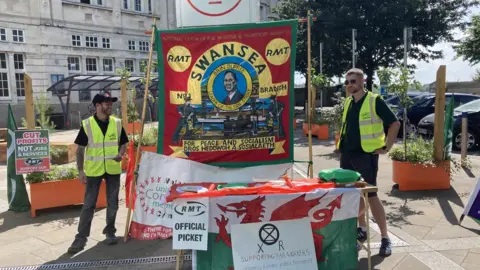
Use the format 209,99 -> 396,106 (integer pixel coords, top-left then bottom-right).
173,197 -> 209,250
14,130 -> 50,174
230,218 -> 318,270
176,0 -> 260,27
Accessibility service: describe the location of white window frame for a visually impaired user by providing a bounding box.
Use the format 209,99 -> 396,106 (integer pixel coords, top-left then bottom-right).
125,59 -> 135,73
102,37 -> 111,49
139,41 -> 149,52
85,36 -> 98,48
135,0 -> 142,11
0,28 -> 6,42
68,56 -> 81,72
128,40 -> 136,51
148,0 -> 152,13
0,53 -> 9,99
12,29 -> 24,43
103,58 -> 114,73
72,35 -> 82,47
14,54 -> 25,98
123,0 -> 129,9
86,57 -> 98,72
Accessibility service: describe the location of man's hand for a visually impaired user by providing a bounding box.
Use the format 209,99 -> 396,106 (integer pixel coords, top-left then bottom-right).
375,148 -> 388,155
113,154 -> 123,162
78,170 -> 87,184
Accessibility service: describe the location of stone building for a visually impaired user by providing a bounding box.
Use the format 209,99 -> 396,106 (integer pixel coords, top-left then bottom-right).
0,0 -> 278,127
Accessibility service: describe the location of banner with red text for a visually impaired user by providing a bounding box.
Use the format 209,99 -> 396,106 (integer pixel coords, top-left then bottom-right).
156,20 -> 297,167
129,152 -> 292,240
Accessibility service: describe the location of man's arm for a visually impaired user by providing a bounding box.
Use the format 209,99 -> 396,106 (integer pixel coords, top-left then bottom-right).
376,97 -> 400,151
74,125 -> 88,183
76,146 -> 85,172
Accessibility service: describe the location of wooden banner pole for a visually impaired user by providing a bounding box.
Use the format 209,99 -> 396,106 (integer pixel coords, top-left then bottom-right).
433,65 -> 446,162
123,18 -> 157,242
120,79 -> 128,129
24,73 -> 35,129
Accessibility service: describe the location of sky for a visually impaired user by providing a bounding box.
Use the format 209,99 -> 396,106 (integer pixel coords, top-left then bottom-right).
295,7 -> 480,86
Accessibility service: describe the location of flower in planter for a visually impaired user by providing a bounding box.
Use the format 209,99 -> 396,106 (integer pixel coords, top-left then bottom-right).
26,165 -> 79,184
128,127 -> 158,147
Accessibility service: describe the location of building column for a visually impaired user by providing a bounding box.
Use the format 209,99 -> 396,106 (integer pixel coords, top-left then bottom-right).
7,53 -> 18,105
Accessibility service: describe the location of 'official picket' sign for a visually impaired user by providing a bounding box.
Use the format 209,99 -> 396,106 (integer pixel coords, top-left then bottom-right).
173,197 -> 209,250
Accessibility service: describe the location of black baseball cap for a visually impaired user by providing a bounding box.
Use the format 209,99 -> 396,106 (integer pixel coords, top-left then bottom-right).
92,92 -> 118,105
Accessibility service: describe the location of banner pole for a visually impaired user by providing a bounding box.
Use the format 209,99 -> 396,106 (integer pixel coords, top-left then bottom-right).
306,10 -> 314,178
124,18 -> 157,242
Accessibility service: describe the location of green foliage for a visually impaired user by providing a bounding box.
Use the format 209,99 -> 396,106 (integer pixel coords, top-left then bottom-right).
321,92 -> 345,131
129,127 -> 158,147
311,68 -> 332,88
273,0 -> 476,88
455,15 -> 480,65
384,67 -> 422,110
50,146 -> 67,160
26,165 -> 79,184
21,91 -> 56,130
388,136 -> 471,179
473,69 -> 480,81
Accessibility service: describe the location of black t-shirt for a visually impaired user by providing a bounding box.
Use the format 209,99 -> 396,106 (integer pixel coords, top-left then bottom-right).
74,115 -> 129,147
339,93 -> 397,154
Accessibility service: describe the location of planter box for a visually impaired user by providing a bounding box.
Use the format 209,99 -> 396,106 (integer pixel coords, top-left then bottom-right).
302,123 -> 329,140
392,160 -> 450,191
30,179 -> 107,217
50,143 -> 77,165
126,122 -> 143,135
122,145 -> 157,170
0,142 -> 5,164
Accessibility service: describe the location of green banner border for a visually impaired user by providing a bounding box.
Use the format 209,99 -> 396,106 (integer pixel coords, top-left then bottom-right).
156,20 -> 298,168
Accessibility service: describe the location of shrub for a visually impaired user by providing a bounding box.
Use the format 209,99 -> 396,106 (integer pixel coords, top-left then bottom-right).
26,165 -> 78,184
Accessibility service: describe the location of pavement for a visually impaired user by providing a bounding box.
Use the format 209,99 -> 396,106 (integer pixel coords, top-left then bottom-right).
0,128 -> 479,269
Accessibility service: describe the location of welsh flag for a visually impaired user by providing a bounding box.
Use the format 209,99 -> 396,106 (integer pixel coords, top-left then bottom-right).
7,104 -> 31,212
443,96 -> 454,160
193,188 -> 360,270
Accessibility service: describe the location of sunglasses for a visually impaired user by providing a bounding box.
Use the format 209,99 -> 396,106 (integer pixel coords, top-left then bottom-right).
345,79 -> 357,85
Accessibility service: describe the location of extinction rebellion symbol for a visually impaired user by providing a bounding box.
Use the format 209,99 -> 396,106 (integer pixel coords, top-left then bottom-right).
257,223 -> 283,253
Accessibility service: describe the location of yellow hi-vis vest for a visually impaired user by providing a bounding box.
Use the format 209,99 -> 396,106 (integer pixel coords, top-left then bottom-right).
82,116 -> 122,177
337,92 -> 386,153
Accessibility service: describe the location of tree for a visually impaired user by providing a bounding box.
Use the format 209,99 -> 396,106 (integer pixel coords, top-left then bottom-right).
273,0 -> 477,90
455,15 -> 480,65
474,69 -> 480,81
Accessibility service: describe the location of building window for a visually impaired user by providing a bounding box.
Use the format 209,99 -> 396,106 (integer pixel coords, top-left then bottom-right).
80,0 -> 103,5
125,59 -> 135,72
103,58 -> 113,72
79,90 -> 91,101
14,54 -> 24,70
12,29 -> 24,43
86,58 -> 97,72
139,60 -> 147,72
68,57 -> 80,72
139,41 -> 149,52
72,35 -> 81,46
123,0 -> 128,9
85,36 -> 98,48
0,53 -> 8,97
102,37 -> 111,49
128,40 -> 136,51
0,29 -> 6,41
135,0 -> 141,11
148,0 -> 152,13
51,74 -> 64,85
15,73 -> 24,97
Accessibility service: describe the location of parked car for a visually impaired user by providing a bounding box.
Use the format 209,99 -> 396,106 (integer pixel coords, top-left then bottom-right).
395,93 -> 480,137
385,91 -> 425,107
418,99 -> 480,150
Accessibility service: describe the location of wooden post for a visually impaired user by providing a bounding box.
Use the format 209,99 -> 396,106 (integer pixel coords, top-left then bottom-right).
120,79 -> 128,129
306,10 -> 314,178
124,18 -> 157,242
24,73 -> 35,129
461,112 -> 468,167
433,65 -> 446,162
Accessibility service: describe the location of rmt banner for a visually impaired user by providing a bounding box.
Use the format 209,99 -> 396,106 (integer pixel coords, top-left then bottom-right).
156,20 -> 297,167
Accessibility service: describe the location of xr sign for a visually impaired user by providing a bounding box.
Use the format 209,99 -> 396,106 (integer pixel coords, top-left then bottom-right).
187,0 -> 242,17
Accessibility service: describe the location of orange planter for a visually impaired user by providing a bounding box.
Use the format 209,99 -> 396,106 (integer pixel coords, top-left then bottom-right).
122,145 -> 157,170
126,122 -> 143,135
30,179 -> 107,217
314,124 -> 329,140
392,160 -> 450,191
293,118 -> 296,130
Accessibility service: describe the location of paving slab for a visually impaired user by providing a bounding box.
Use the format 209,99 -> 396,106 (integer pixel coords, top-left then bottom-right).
393,254 -> 431,270
439,249 -> 469,265
462,251 -> 480,267
410,252 -> 465,270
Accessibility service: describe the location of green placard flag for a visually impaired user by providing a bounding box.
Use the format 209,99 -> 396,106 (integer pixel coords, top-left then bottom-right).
7,104 -> 31,212
443,97 -> 454,160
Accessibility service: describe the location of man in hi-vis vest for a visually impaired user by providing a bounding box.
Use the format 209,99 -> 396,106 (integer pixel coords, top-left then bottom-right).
68,93 -> 129,254
337,68 -> 400,257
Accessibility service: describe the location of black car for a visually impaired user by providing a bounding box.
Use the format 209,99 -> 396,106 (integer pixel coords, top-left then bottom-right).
418,99 -> 480,150
394,93 -> 480,136
385,91 -> 424,107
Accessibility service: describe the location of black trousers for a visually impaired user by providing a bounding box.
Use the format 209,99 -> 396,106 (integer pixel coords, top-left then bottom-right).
76,174 -> 120,240
340,152 -> 379,197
